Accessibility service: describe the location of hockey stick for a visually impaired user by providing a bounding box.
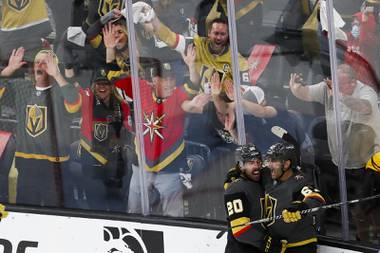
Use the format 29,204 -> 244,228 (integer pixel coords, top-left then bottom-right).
271,126 -> 298,147
216,193 -> 380,239
271,126 -> 301,164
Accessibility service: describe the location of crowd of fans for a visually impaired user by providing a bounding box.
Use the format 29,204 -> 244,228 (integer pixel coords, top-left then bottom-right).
0,0 -> 379,245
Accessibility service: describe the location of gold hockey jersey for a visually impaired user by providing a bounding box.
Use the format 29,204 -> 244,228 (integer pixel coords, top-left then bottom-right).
193,35 -> 249,92
1,0 -> 49,31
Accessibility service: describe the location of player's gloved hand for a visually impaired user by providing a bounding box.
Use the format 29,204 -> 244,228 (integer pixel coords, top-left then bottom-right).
282,209 -> 301,223
223,166 -> 241,190
0,204 -> 8,221
262,235 -> 282,253
282,201 -> 308,223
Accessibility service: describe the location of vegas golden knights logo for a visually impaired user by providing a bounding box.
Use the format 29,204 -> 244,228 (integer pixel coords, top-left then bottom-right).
260,194 -> 278,227
199,65 -> 226,91
223,63 -> 230,73
8,0 -> 30,12
94,123 -> 108,142
98,0 -> 123,17
26,104 -> 47,137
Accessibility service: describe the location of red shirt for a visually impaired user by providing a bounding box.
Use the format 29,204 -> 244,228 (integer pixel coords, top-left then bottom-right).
80,88 -> 132,165
344,12 -> 379,91
116,77 -> 188,172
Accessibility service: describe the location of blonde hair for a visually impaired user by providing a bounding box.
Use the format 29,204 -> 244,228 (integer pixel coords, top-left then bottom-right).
114,22 -> 129,68
34,49 -> 59,65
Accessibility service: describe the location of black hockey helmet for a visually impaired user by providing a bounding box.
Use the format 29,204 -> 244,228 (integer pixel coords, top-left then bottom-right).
266,142 -> 297,166
236,143 -> 262,163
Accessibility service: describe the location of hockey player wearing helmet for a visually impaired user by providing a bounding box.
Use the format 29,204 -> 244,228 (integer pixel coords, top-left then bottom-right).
224,144 -> 278,253
236,144 -> 263,182
266,142 -> 299,182
263,142 -> 325,253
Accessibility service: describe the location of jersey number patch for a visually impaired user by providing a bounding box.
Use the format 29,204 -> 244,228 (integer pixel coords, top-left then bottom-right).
225,192 -> 249,219
227,199 -> 244,216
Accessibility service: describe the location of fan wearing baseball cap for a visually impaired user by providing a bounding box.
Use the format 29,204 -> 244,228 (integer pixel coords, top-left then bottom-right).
123,59 -> 211,216
78,68 -> 133,211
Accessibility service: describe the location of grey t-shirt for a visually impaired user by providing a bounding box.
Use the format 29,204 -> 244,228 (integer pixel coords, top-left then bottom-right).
308,81 -> 380,168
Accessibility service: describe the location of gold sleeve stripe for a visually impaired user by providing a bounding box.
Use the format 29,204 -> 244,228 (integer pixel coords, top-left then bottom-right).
64,95 -> 82,113
231,217 -> 251,237
15,152 -> 69,162
8,157 -> 17,204
145,141 -> 185,172
236,0 -> 263,20
304,193 -> 326,204
156,22 -> 178,48
89,35 -> 102,48
80,139 -> 108,165
134,138 -> 185,172
0,87 -> 5,99
285,237 -> 318,248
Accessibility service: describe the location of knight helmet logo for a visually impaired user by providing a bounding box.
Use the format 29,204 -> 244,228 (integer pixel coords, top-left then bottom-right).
8,0 -> 30,12
98,0 -> 123,17
260,194 -> 278,227
94,123 -> 109,142
26,104 -> 47,137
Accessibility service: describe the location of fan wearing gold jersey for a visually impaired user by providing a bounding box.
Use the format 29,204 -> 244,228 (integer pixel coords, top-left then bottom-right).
0,0 -> 52,61
133,2 -> 250,95
195,0 -> 263,56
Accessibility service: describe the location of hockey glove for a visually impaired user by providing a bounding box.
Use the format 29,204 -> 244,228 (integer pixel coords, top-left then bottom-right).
223,166 -> 241,190
0,204 -> 8,221
282,201 -> 308,223
262,235 -> 283,253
